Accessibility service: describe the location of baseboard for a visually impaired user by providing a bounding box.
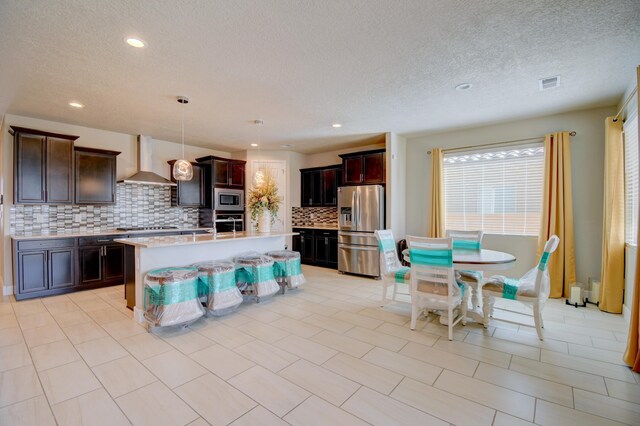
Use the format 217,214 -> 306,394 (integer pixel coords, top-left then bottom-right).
623,304 -> 631,323
3,286 -> 12,296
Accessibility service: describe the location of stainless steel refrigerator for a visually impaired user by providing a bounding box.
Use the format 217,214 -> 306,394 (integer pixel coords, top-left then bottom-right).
337,185 -> 385,278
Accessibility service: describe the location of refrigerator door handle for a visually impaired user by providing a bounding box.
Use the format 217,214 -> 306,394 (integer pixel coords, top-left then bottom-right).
351,190 -> 357,228
338,244 -> 378,251
357,190 -> 363,231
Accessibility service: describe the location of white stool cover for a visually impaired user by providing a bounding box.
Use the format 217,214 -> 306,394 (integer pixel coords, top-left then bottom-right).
266,250 -> 306,288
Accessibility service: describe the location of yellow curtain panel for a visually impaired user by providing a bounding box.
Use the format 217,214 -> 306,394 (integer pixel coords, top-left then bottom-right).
599,117 -> 625,313
538,131 -> 577,298
429,148 -> 444,238
624,65 -> 640,371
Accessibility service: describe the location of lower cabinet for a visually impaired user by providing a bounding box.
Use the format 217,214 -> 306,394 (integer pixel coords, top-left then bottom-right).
78,236 -> 125,287
13,238 -> 76,300
292,228 -> 338,269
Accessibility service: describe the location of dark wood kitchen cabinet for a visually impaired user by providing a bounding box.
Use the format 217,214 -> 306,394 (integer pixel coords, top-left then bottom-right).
300,165 -> 342,207
75,147 -> 120,204
11,126 -> 78,204
340,149 -> 386,185
197,156 -> 245,189
12,238 -> 76,300
78,236 -> 125,286
292,228 -> 338,269
168,160 -> 204,207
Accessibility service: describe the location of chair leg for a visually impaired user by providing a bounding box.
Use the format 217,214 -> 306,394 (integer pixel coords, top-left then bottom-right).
381,281 -> 388,307
460,285 -> 469,326
482,295 -> 493,328
533,301 -> 544,340
447,304 -> 454,341
391,282 -> 398,301
410,301 -> 419,331
539,301 -> 545,328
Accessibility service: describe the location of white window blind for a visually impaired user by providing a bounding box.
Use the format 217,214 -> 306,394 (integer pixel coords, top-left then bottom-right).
443,143 -> 545,236
624,112 -> 639,245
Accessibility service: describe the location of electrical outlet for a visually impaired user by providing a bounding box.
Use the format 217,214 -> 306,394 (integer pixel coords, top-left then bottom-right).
74,213 -> 82,222
183,212 -> 189,221
34,213 -> 43,223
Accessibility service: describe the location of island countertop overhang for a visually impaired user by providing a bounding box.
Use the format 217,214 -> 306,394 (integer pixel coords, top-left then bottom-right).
114,231 -> 298,248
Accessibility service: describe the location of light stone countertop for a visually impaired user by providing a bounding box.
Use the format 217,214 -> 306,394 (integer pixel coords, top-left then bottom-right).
115,231 -> 298,248
292,225 -> 338,230
11,227 -> 213,240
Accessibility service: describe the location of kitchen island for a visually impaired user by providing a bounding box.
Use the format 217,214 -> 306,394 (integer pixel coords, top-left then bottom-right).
115,231 -> 297,324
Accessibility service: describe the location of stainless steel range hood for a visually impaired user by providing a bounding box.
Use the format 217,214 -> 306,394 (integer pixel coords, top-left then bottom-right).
119,135 -> 176,186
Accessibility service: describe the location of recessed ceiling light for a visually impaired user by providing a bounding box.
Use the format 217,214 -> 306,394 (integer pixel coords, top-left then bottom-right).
332,123 -> 342,128
68,102 -> 84,108
251,143 -> 259,147
281,144 -> 293,148
455,83 -> 473,91
125,37 -> 146,48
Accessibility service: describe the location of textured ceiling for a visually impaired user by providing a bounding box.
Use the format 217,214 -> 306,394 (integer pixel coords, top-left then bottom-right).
0,0 -> 638,154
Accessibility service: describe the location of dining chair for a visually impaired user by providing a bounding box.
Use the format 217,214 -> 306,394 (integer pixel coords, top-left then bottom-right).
481,235 -> 560,340
375,230 -> 410,306
446,230 -> 484,308
407,236 -> 469,341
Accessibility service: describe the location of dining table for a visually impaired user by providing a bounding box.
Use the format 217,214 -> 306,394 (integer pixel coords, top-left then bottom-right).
401,248 -> 516,325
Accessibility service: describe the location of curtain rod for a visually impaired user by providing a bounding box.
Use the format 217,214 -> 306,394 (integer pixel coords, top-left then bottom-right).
613,86 -> 638,122
427,131 -> 576,155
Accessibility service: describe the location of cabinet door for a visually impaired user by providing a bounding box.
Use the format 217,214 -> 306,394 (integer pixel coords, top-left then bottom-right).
75,150 -> 117,204
322,168 -> 339,206
314,235 -> 329,265
328,236 -> 339,268
48,248 -> 75,289
46,137 -> 74,204
229,162 -> 245,187
103,244 -> 125,284
17,251 -> 48,294
177,164 -> 204,206
300,234 -> 315,262
15,133 -> 46,203
78,246 -> 103,285
292,234 -> 302,253
214,160 -> 229,186
363,152 -> 385,184
301,171 -> 314,207
343,157 -> 363,185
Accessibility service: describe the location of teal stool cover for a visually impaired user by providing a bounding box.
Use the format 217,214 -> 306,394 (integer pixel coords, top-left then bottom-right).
144,266 -> 204,327
234,253 -> 280,300
266,250 -> 305,290
193,261 -> 242,316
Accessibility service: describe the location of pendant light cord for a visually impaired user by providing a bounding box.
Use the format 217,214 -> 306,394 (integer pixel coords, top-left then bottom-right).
181,102 -> 185,158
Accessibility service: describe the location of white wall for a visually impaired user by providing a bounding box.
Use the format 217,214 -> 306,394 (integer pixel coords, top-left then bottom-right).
0,114 -> 231,293
406,106 -> 615,282
386,132 -> 407,239
303,142 -> 386,169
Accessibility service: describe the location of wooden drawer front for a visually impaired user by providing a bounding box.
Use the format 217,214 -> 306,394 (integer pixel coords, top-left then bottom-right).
293,228 -> 313,236
17,238 -> 75,251
78,236 -> 119,246
315,230 -> 337,237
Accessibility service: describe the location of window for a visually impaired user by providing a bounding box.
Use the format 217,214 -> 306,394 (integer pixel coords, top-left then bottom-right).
624,112 -> 639,245
443,143 -> 544,236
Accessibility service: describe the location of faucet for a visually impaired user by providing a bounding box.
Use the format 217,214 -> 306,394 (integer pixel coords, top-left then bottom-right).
231,217 -> 237,236
209,211 -> 217,237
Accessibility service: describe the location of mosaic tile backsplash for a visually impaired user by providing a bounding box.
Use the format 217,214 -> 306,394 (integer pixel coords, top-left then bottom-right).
292,207 -> 338,227
10,183 -> 199,234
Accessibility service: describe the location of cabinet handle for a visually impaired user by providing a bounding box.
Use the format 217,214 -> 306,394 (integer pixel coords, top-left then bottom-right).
228,178 -> 231,185
325,237 -> 329,244
360,173 -> 363,181
97,239 -> 110,242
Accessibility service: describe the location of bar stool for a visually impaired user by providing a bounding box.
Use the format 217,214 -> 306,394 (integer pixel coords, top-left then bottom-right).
143,266 -> 204,328
266,250 -> 305,293
234,253 -> 280,302
193,260 -> 242,316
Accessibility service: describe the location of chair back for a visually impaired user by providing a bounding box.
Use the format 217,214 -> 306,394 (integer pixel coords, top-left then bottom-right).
375,229 -> 401,275
534,235 -> 560,295
445,230 -> 483,251
406,236 -> 455,300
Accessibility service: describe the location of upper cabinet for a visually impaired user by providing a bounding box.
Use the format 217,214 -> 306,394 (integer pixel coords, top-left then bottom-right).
74,147 -> 120,204
167,160 -> 204,207
11,126 -> 78,204
197,156 -> 246,190
300,165 -> 342,207
340,149 -> 386,185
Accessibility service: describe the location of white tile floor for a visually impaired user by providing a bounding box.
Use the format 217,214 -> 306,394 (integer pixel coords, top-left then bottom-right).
0,265 -> 639,425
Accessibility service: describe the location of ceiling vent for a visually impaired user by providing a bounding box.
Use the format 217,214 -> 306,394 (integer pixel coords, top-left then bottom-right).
539,76 -> 560,91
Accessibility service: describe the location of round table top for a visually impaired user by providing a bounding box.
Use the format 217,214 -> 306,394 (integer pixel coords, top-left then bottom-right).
402,248 -> 516,271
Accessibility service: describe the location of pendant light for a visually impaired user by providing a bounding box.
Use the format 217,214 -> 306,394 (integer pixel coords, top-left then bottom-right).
253,119 -> 265,186
173,96 -> 193,181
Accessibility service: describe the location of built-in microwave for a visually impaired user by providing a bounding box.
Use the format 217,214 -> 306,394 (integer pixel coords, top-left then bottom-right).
214,188 -> 244,211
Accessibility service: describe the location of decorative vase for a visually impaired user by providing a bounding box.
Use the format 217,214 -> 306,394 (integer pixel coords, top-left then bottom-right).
257,211 -> 271,233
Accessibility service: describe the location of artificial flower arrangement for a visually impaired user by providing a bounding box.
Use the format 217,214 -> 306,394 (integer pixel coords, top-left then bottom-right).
247,170 -> 282,226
